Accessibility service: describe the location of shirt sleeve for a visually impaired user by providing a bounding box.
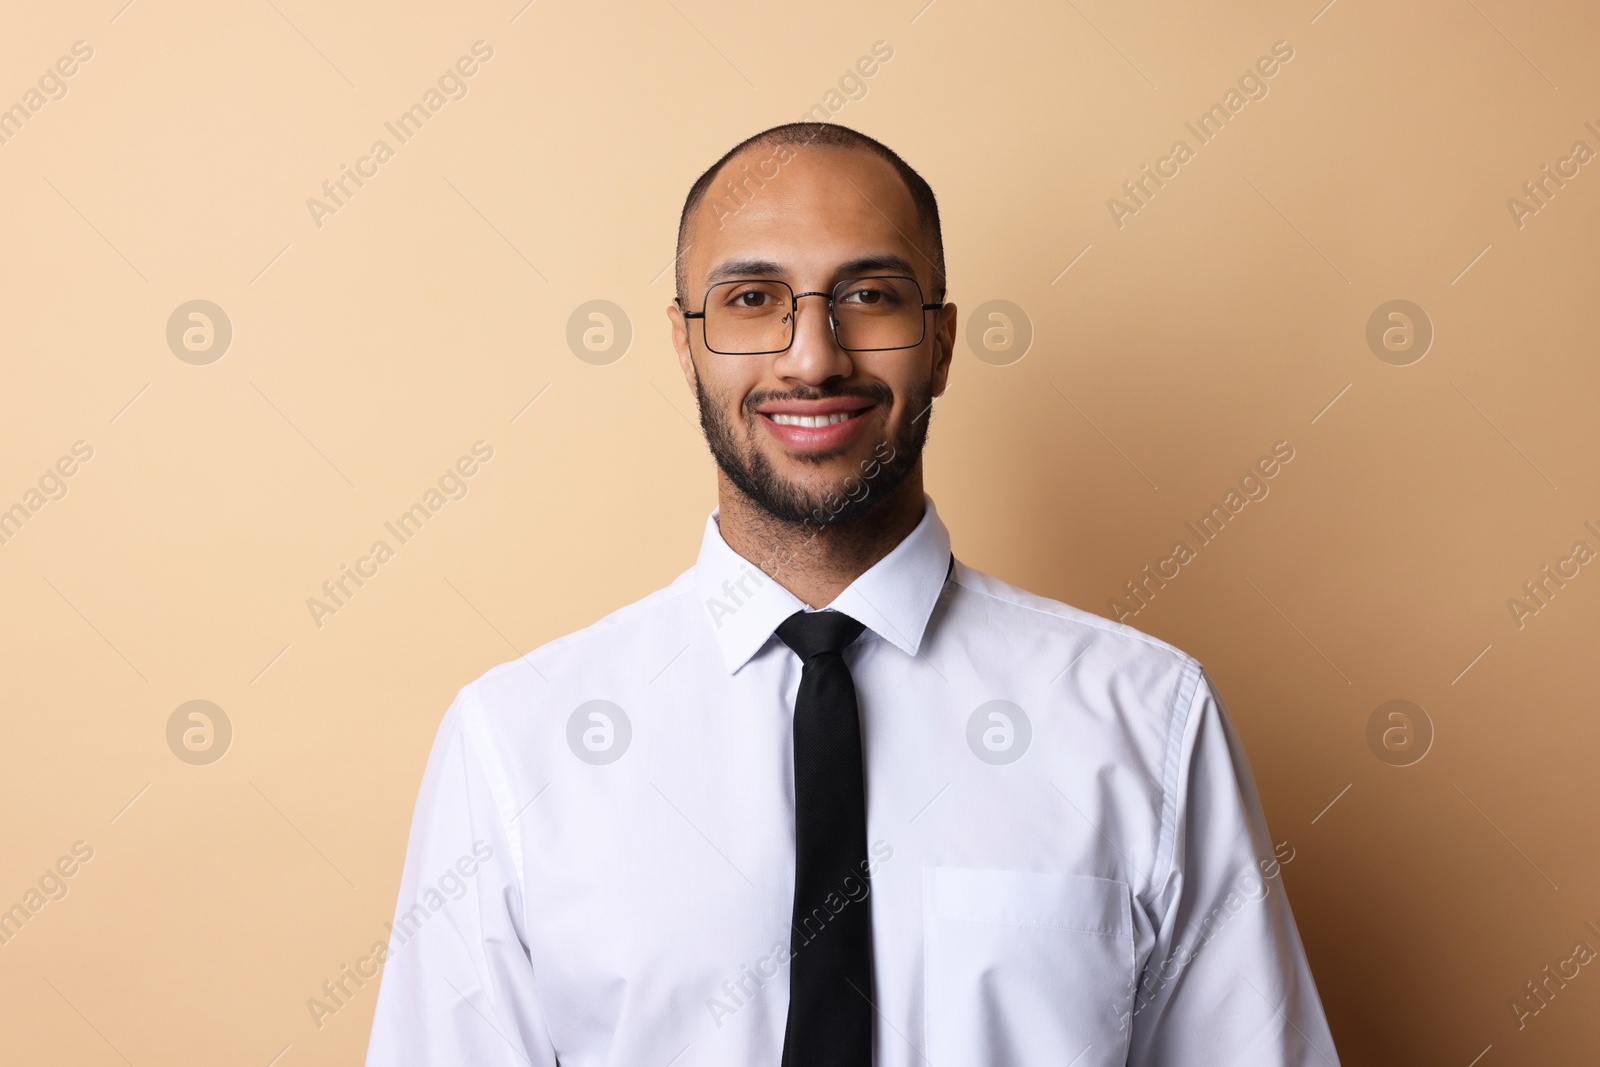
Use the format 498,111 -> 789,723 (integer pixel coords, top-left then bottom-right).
365,684 -> 558,1067
1127,666 -> 1340,1066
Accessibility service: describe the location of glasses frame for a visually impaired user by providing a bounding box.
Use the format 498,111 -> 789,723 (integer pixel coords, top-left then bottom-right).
680,274 -> 944,356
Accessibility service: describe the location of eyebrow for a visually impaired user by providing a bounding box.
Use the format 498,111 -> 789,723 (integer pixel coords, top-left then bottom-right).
701,253 -> 921,288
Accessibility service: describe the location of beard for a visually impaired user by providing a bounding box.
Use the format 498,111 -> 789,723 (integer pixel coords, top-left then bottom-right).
692,362 -> 933,528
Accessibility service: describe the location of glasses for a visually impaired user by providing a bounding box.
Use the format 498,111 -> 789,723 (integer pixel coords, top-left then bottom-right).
681,275 -> 942,355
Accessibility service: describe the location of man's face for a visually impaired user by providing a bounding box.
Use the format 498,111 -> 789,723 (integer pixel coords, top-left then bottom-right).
668,145 -> 956,527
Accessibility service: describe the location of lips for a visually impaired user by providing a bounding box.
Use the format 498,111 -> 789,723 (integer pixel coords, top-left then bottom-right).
756,400 -> 876,453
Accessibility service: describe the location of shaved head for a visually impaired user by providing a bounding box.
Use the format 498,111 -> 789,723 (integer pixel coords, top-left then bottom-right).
674,123 -> 946,308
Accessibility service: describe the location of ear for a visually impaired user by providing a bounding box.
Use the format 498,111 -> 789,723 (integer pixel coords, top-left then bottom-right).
930,301 -> 957,398
666,302 -> 698,398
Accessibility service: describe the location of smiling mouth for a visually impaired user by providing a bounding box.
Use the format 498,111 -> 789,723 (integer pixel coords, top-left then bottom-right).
764,410 -> 872,428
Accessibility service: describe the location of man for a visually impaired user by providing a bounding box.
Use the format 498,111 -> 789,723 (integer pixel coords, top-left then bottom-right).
365,122 -> 1340,1065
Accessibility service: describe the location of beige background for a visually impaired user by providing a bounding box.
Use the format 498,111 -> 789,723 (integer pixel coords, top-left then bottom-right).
2,0 -> 1598,1063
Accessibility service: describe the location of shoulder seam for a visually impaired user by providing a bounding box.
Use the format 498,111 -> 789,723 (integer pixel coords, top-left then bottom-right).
1149,658 -> 1206,912
949,568 -> 1189,663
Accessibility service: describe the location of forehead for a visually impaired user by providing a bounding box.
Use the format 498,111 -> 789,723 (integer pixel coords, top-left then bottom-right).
684,144 -> 928,289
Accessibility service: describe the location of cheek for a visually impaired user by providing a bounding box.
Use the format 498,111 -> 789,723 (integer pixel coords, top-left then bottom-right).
875,368 -> 930,413
718,376 -> 765,423
695,361 -> 751,410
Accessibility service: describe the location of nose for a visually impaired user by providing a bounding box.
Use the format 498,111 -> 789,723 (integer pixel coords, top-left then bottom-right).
773,292 -> 854,386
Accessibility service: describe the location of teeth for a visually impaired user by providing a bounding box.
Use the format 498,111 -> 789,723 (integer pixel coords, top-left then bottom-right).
770,412 -> 857,427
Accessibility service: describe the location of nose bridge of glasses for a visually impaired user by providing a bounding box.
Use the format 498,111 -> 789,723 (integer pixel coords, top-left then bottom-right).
790,289 -> 833,316
786,289 -> 839,349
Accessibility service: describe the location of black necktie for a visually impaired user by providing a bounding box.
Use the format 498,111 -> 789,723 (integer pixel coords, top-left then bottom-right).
775,608 -> 874,1066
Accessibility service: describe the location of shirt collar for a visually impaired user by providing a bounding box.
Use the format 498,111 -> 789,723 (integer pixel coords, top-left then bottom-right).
692,493 -> 954,674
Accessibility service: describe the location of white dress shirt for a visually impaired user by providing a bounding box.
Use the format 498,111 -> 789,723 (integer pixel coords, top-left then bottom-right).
365,494 -> 1339,1066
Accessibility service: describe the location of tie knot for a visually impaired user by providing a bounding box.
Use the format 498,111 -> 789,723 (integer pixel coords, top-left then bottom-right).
775,609 -> 865,662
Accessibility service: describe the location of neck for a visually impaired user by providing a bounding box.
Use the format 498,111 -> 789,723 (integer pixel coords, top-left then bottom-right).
715,468 -> 928,609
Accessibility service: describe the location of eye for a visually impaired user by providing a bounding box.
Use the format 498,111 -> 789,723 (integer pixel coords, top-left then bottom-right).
722,286 -> 778,309
838,282 -> 902,307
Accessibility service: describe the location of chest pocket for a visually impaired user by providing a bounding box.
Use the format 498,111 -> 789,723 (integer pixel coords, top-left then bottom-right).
924,867 -> 1136,1066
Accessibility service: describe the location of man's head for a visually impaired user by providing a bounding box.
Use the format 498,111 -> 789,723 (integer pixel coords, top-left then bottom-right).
668,123 -> 956,529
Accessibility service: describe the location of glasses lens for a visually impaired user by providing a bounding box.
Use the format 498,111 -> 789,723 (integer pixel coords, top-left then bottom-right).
833,277 -> 925,351
704,279 -> 793,354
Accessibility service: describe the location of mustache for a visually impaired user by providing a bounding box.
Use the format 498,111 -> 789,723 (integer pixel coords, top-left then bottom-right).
742,382 -> 893,417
